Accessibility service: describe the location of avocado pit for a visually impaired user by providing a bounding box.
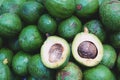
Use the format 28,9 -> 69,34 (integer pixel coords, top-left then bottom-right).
77,41 -> 98,59
49,43 -> 63,63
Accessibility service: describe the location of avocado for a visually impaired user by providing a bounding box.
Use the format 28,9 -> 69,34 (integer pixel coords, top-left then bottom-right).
83,64 -> 116,80
41,36 -> 70,69
110,32 -> 120,49
0,59 -> 11,80
83,19 -> 106,43
28,54 -> 53,80
58,16 -> 82,40
19,1 -> 44,24
72,27 -> 103,67
75,0 -> 99,18
0,48 -> 13,66
99,0 -> 120,31
0,13 -> 22,37
38,14 -> 57,35
44,0 -> 75,19
101,44 -> 117,68
12,51 -> 31,76
19,25 -> 43,52
56,62 -> 82,80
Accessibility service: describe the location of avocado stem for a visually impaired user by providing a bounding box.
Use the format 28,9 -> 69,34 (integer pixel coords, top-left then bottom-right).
3,59 -> 8,64
84,27 -> 89,33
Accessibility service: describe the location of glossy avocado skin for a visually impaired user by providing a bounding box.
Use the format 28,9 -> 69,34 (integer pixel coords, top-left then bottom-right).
100,0 -> 120,31
0,61 -> 11,80
38,14 -> 57,35
83,20 -> 106,42
28,54 -> 53,80
45,0 -> 75,19
58,16 -> 82,40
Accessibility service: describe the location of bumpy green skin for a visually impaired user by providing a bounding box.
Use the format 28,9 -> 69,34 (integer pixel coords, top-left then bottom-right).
45,0 -> 75,19
0,61 -> 11,80
110,32 -> 120,49
83,64 -> 116,80
0,48 -> 13,66
83,20 -> 106,42
38,14 -> 57,35
28,54 -> 53,80
8,37 -> 21,52
117,53 -> 120,71
19,1 -> 44,24
12,51 -> 31,76
0,13 -> 22,37
101,44 -> 117,68
75,0 -> 99,18
99,0 -> 120,31
58,16 -> 82,40
19,25 -> 43,52
56,62 -> 82,80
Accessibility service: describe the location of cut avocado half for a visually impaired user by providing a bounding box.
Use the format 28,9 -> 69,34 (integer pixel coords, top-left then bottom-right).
72,27 -> 103,67
41,36 -> 70,69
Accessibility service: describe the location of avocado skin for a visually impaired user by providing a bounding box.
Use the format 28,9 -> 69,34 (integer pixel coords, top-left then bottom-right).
28,54 -> 53,80
83,64 -> 116,80
0,61 -> 11,80
56,62 -> 82,80
45,0 -> 75,19
83,20 -> 106,43
58,16 -> 82,40
99,0 -> 120,31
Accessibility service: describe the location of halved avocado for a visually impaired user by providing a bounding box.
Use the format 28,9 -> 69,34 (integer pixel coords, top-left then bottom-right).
72,27 -> 103,67
41,36 -> 70,69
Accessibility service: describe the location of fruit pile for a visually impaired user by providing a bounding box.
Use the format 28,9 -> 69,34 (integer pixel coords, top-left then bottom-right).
0,0 -> 120,80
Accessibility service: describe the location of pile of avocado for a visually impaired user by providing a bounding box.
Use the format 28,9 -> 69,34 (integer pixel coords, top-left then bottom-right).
0,0 -> 120,80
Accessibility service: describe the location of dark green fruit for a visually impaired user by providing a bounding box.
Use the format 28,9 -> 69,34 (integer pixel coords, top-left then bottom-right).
19,1 -> 44,24
56,62 -> 82,80
72,28 -> 103,67
99,0 -> 120,31
58,16 -> 82,40
45,0 -> 75,19
10,0 -> 27,5
38,14 -> 57,35
83,20 -> 106,42
101,44 -> 117,68
19,25 -> 43,52
83,64 -> 116,80
75,0 -> 99,18
110,32 -> 120,49
28,54 -> 53,80
12,51 -> 31,76
0,48 -> 13,66
0,13 -> 22,37
41,36 -> 70,69
0,59 -> 11,80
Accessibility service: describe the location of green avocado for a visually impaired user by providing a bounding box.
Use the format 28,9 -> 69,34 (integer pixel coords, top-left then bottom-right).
56,62 -> 82,80
12,51 -> 31,76
44,0 -> 75,19
75,0 -> 99,18
28,54 -> 53,80
0,13 -> 22,37
58,16 -> 82,40
83,20 -> 106,43
19,1 -> 44,24
83,64 -> 116,80
101,44 -> 117,68
0,48 -> 13,66
0,59 -> 11,80
38,14 -> 57,35
99,0 -> 120,31
19,25 -> 43,52
41,36 -> 70,69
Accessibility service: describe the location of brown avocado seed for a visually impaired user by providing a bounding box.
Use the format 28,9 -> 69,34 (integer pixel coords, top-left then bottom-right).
77,41 -> 98,59
49,43 -> 63,63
